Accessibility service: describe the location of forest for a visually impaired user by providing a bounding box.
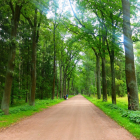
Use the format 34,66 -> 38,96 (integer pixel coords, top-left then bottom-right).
0,0 -> 140,115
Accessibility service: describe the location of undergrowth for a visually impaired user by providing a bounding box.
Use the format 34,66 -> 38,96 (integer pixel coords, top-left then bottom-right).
0,99 -> 61,117
104,104 -> 140,124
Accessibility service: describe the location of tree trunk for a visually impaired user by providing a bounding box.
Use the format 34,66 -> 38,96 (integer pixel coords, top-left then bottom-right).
110,27 -> 116,104
63,73 -> 67,96
26,45 -> 30,103
41,68 -> 44,100
11,79 -> 14,105
30,8 -> 37,106
63,65 -> 65,97
122,0 -> 139,110
102,57 -> 107,101
1,3 -> 22,114
59,60 -> 62,98
40,50 -> 44,100
94,70 -> 96,97
72,78 -> 74,95
19,48 -> 21,93
96,54 -> 101,99
100,23 -> 107,102
52,23 -> 56,100
67,78 -> 70,95
110,52 -> 116,104
57,78 -> 59,99
56,62 -> 59,99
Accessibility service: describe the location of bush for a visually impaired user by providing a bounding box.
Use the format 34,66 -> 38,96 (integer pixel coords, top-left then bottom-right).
102,103 -> 140,124
122,111 -> 140,124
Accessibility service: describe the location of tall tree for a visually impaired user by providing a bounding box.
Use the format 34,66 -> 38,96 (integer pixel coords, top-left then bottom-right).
22,2 -> 43,105
122,0 -> 139,110
1,0 -> 23,114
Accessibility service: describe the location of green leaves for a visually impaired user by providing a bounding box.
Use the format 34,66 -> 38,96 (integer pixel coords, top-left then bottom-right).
122,111 -> 140,124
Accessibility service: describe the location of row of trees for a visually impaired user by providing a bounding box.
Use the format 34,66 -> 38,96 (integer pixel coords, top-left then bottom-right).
0,0 -> 139,115
66,0 -> 139,110
0,0 -> 82,114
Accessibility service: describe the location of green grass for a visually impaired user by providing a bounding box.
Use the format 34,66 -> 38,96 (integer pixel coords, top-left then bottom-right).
0,95 -> 74,129
83,95 -> 140,140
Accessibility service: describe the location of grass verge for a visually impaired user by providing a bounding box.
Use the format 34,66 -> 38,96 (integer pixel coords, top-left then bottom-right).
83,95 -> 140,140
0,95 -> 74,129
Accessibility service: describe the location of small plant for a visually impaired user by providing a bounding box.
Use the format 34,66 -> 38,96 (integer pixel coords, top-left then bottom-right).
127,111 -> 140,124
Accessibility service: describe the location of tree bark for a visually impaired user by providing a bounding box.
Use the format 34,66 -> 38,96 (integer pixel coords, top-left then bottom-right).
67,78 -> 70,95
63,73 -> 67,96
57,78 -> 59,99
63,65 -> 65,97
11,79 -> 14,105
52,23 -> 56,100
102,34 -> 107,101
122,0 -> 139,110
41,52 -> 44,100
110,52 -> 116,104
102,57 -> 107,101
110,26 -> 116,104
56,61 -> 59,99
1,3 -> 22,114
26,45 -> 30,103
59,60 -> 62,98
109,11 -> 121,104
30,8 -> 37,106
110,28 -> 116,104
94,70 -> 96,97
96,54 -> 101,99
19,48 -> 21,93
72,78 -> 74,95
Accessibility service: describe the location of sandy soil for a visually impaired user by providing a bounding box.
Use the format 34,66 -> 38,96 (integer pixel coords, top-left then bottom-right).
0,95 -> 137,140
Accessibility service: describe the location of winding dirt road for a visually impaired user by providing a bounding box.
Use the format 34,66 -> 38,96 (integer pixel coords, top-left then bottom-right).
0,95 -> 137,140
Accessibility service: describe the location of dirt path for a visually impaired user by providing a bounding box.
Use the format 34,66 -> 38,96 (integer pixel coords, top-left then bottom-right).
0,95 -> 137,140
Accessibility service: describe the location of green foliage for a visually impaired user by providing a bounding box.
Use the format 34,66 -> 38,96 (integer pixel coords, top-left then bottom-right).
74,49 -> 96,95
122,111 -> 140,123
104,103 -> 140,124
